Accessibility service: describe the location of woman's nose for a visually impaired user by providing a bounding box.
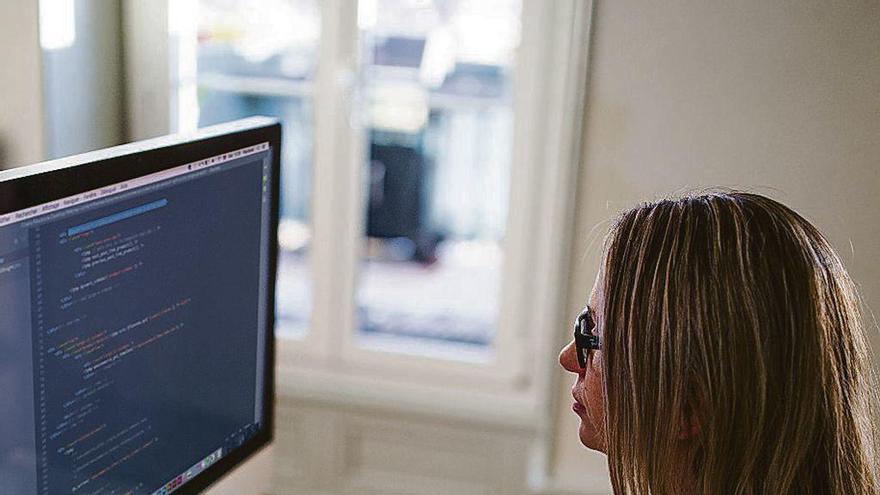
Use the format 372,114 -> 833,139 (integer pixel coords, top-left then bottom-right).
559,339 -> 582,373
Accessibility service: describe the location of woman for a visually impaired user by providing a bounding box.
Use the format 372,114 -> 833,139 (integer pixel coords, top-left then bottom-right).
559,191 -> 879,494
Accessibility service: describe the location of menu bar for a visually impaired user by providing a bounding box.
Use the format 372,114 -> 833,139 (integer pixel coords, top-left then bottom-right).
0,142 -> 270,228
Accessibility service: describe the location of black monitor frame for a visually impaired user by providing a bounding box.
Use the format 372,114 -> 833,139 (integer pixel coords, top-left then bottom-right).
0,116 -> 280,495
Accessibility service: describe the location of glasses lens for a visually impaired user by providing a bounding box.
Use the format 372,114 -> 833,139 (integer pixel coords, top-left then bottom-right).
582,307 -> 594,334
573,306 -> 597,368
574,310 -> 587,368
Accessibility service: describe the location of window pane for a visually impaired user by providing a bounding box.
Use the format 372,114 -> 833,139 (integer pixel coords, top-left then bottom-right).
195,0 -> 319,337
355,0 -> 521,355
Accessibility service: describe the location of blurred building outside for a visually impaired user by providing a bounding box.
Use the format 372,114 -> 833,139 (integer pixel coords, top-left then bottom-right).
193,0 -> 521,353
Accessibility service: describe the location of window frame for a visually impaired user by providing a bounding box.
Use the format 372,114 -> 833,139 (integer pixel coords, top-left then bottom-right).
122,0 -> 592,430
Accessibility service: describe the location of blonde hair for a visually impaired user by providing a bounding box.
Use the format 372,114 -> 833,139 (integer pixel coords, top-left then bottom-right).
599,191 -> 879,494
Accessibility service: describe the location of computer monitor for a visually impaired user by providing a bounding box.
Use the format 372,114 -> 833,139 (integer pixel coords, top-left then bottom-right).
0,117 -> 280,495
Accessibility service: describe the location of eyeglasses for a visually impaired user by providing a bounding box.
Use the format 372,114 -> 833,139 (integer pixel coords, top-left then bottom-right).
573,305 -> 601,368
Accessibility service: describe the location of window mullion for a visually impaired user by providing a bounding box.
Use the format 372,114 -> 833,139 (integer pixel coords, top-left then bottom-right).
310,0 -> 365,364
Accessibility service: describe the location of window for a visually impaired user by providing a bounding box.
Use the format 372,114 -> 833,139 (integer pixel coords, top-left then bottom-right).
354,0 -> 521,357
125,0 -> 589,409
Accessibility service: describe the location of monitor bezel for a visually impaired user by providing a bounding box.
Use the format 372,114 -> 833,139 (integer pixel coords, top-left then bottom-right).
0,117 -> 280,495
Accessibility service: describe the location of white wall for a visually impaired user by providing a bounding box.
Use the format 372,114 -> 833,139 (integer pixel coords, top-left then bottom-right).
122,0 -> 172,140
0,0 -> 125,167
552,0 -> 880,491
42,0 -> 125,159
0,0 -> 44,168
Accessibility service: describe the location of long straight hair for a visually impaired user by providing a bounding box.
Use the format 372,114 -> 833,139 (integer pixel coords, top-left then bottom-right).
599,191 -> 879,494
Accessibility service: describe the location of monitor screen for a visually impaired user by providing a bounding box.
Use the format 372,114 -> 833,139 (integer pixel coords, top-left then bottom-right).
0,118 -> 279,495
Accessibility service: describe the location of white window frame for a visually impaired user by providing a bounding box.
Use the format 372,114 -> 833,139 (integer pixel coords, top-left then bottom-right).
122,0 -> 593,433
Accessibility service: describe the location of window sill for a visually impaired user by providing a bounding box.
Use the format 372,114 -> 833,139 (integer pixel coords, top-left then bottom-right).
274,363 -> 541,432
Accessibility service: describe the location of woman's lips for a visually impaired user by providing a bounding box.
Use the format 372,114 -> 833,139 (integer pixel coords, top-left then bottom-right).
572,391 -> 587,414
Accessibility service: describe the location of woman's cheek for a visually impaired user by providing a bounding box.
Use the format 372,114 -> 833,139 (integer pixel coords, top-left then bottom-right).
584,359 -> 607,451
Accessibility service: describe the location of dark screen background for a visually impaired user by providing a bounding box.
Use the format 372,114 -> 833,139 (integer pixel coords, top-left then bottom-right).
26,154 -> 267,495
